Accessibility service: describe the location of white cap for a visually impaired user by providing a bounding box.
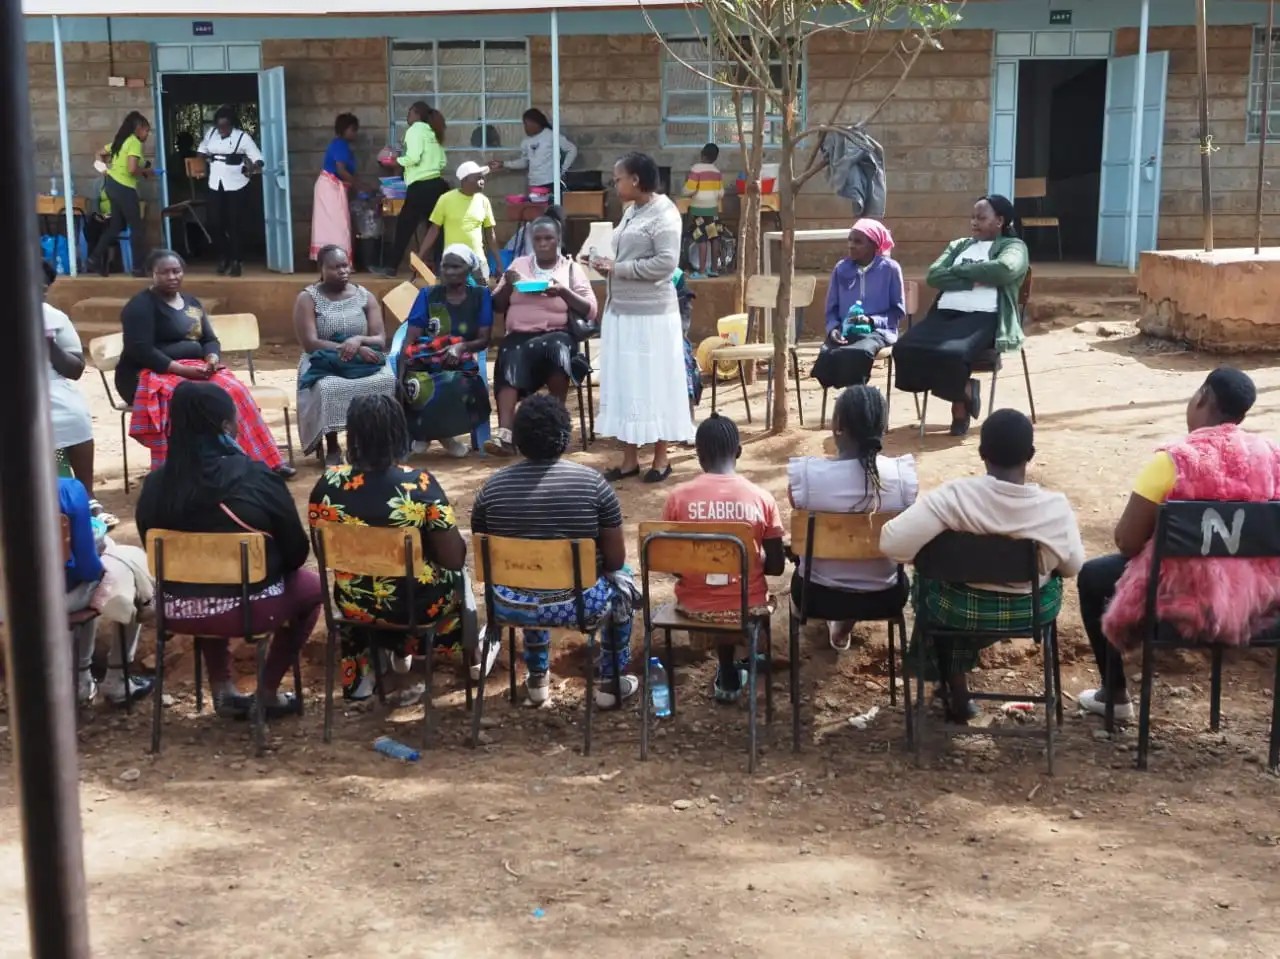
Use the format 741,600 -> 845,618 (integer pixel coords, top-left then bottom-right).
455,160 -> 490,181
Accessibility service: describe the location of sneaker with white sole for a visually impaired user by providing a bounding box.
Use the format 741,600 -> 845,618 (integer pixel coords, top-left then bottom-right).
100,672 -> 155,706
1079,688 -> 1134,722
390,652 -> 413,675
411,440 -> 430,455
76,669 -> 97,706
441,436 -> 471,458
594,673 -> 639,710
469,629 -> 500,681
527,671 -> 551,705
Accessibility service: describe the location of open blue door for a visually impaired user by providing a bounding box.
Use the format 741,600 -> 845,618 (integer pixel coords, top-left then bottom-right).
152,69 -> 172,250
988,59 -> 1018,200
258,66 -> 294,274
1097,51 -> 1169,267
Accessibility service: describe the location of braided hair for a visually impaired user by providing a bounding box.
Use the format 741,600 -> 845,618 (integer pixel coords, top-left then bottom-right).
513,394 -> 572,462
980,193 -> 1019,237
151,381 -> 237,517
347,394 -> 410,473
695,412 -> 740,471
832,385 -> 887,510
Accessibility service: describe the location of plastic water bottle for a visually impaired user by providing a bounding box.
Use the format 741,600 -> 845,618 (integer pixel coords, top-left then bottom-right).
648,657 -> 672,718
373,736 -> 420,762
49,176 -> 59,197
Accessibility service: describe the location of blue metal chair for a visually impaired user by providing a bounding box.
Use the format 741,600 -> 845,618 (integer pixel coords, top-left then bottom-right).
388,322 -> 491,454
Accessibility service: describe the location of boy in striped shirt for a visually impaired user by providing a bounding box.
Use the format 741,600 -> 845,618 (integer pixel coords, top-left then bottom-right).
683,143 -> 725,278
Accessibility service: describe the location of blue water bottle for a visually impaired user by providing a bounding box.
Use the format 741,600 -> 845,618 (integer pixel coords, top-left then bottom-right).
648,657 -> 672,718
373,736 -> 420,762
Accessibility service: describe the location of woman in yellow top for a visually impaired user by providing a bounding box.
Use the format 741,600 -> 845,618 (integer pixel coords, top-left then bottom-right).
88,111 -> 153,277
378,101 -> 448,277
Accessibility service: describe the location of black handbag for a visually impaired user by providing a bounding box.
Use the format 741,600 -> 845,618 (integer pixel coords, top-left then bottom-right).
564,261 -> 599,343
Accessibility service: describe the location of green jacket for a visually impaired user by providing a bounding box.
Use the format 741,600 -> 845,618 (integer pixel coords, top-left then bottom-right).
398,121 -> 447,186
925,236 -> 1029,353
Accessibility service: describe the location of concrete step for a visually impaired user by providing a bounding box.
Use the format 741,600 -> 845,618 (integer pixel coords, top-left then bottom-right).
1029,294 -> 1140,326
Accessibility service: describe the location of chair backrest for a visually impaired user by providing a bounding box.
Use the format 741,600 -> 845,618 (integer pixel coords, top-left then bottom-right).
637,520 -> 756,576
1153,500 -> 1280,561
88,332 -> 124,372
145,529 -> 267,585
209,313 -> 262,353
744,274 -> 818,345
912,531 -> 1038,587
383,281 -> 420,325
409,252 -> 438,286
313,523 -> 424,578
791,510 -> 898,563
1015,177 -> 1048,200
471,533 -> 597,591
904,279 -> 919,319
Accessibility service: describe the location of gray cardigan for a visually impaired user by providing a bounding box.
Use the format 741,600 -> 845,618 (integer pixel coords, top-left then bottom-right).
606,193 -> 682,316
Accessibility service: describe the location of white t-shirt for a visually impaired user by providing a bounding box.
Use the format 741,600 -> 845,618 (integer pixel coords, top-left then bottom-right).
45,304 -> 94,449
198,127 -> 263,193
937,240 -> 999,314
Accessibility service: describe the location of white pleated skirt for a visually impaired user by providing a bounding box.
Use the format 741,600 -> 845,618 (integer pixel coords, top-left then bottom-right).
595,305 -> 695,446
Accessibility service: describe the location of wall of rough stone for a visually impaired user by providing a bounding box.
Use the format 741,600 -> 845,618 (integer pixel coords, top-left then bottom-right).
1116,25 -> 1279,251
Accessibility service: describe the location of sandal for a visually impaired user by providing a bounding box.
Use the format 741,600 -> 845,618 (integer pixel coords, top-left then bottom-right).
603,466 -> 640,482
257,692 -> 303,719
642,465 -> 673,484
713,666 -> 749,705
88,499 -> 119,530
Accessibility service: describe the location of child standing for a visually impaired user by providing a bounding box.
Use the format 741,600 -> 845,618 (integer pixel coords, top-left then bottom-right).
682,143 -> 725,278
662,414 -> 786,702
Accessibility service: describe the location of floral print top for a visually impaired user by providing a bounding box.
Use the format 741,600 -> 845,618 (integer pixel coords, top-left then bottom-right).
307,463 -> 462,632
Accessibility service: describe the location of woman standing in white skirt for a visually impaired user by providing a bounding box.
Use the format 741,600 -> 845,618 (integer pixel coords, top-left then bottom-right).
590,152 -> 694,483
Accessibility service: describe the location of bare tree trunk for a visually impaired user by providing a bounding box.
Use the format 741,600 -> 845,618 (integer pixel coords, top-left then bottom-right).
735,95 -> 766,315
771,96 -> 797,433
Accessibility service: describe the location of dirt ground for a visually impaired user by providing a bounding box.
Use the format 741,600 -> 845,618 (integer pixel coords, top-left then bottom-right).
2,314 -> 1280,958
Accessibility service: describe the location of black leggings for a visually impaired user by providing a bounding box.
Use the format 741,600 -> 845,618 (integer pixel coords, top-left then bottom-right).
90,178 -> 147,271
388,177 -> 449,271
1078,553 -> 1129,694
208,186 -> 248,264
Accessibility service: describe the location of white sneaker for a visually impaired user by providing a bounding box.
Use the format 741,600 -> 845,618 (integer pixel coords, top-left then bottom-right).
594,673 -> 640,710
76,669 -> 97,705
390,652 -> 413,675
441,436 -> 471,458
410,440 -> 430,455
1079,688 -> 1134,722
469,629 -> 500,682
526,671 -> 552,705
348,671 -> 377,701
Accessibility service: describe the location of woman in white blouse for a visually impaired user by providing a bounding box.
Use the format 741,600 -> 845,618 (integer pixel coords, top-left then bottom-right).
197,105 -> 264,277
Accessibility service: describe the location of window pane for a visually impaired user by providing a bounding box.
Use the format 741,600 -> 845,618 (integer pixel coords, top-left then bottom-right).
439,65 -> 483,94
667,39 -> 708,63
666,121 -> 709,145
392,95 -> 424,120
438,94 -> 481,123
438,41 -> 482,65
484,41 -> 527,65
666,92 -> 707,117
391,68 -> 434,93
392,42 -> 434,67
485,95 -> 526,121
485,65 -> 526,94
711,92 -> 737,119
475,121 -> 524,150
665,59 -> 706,91
712,120 -> 739,146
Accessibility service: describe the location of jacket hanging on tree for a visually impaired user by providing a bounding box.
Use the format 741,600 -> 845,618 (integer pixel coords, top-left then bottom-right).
822,127 -> 887,219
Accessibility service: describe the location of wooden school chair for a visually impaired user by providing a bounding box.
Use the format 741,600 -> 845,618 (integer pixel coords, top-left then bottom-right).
470,533 -> 616,754
209,313 -> 295,466
87,333 -> 139,493
312,523 -> 462,749
147,529 -> 304,756
789,510 -> 907,751
638,520 -> 772,773
1015,177 -> 1063,261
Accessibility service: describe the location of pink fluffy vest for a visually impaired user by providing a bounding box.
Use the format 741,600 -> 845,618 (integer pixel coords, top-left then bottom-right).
1102,424 -> 1280,651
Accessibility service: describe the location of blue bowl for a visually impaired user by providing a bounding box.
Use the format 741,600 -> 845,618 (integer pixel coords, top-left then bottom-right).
514,279 -> 550,293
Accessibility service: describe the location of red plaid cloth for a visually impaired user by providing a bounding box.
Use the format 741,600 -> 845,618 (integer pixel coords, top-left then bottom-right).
129,361 -> 284,470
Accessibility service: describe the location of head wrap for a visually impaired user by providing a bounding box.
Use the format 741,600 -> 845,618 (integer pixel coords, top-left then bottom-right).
441,243 -> 482,272
851,218 -> 894,255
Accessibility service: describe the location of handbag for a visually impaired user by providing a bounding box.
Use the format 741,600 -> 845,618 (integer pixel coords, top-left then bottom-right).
564,261 -> 599,343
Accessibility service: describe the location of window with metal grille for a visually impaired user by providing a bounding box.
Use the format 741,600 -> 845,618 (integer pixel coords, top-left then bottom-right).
660,37 -> 803,148
1247,26 -> 1280,142
389,39 -> 530,153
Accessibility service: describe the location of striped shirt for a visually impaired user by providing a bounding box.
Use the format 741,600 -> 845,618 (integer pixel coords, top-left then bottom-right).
470,459 -> 622,542
683,162 -> 724,216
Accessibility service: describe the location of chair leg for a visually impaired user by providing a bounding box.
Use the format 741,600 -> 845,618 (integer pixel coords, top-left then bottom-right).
640,626 -> 653,761
763,618 -> 774,726
885,357 -> 893,421
912,622 -> 926,761
1042,622 -> 1055,776
819,388 -> 829,430
283,408 -> 295,467
665,628 -> 676,717
1270,649 -> 1280,771
1056,226 -> 1063,261
710,367 -> 718,416
1051,622 -> 1064,727
912,392 -> 921,421
1020,349 -> 1037,424
764,360 -> 775,432
738,362 -> 752,424
421,631 -> 436,750
789,607 -> 801,752
918,393 -> 929,439
194,638 -> 204,714
988,369 -> 999,415
1137,637 -> 1156,770
253,636 -> 267,757
746,624 -> 759,774
886,618 -> 897,708
150,635 -> 166,754
120,411 -> 131,495
470,624 -> 495,748
587,373 -> 596,442
293,655 -> 304,716
370,642 -> 386,706
899,615 -> 913,750
119,624 -> 133,715
791,349 -> 804,427
576,383 -> 589,453
507,627 -> 518,705
324,628 -> 336,744
1210,645 -> 1223,732
584,631 -> 596,757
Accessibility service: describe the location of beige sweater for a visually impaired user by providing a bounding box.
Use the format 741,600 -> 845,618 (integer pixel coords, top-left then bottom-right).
879,474 -> 1084,591
606,193 -> 683,315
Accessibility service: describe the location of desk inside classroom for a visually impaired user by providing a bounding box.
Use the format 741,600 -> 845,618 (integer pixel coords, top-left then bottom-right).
36,195 -> 88,217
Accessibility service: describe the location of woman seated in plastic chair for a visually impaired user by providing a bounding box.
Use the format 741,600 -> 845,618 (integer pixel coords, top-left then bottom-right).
135,382 -> 322,720
395,244 -> 493,459
485,211 -> 597,456
309,394 -> 487,701
787,385 -> 917,651
880,410 -> 1083,724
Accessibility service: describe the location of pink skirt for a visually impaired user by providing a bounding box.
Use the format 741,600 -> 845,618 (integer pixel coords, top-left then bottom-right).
310,171 -> 351,261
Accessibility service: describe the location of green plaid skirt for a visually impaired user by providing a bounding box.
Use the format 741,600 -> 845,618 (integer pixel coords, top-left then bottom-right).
904,574 -> 1063,682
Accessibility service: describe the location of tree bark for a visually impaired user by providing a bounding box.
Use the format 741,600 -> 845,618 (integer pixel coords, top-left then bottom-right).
771,94 -> 797,433
734,94 -> 766,316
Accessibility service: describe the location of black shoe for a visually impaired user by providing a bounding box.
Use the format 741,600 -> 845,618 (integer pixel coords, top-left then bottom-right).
372,266 -> 398,278
103,674 -> 155,706
215,260 -> 229,276
87,258 -> 108,278
273,464 -> 297,480
948,417 -> 971,437
214,690 -> 254,720
966,378 -> 982,420
642,465 -> 673,484
258,692 -> 302,720
603,466 -> 640,482
228,261 -> 243,278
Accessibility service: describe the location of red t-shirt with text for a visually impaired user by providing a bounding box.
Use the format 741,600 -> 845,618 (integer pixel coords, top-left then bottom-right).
661,472 -> 783,613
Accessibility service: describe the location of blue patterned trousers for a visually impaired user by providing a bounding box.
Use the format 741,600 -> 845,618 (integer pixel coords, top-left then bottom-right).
491,576 -> 632,676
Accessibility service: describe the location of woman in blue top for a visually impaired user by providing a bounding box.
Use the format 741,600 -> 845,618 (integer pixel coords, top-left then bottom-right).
397,245 -> 494,458
310,113 -> 360,262
811,219 -> 904,391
